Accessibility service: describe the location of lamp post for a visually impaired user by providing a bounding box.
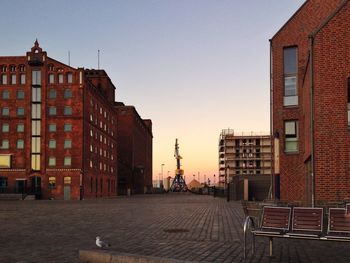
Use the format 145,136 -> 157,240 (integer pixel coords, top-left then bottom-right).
226,165 -> 230,202
161,164 -> 164,189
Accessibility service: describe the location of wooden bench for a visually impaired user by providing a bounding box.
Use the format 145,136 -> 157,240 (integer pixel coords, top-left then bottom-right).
243,205 -> 350,259
244,206 -> 291,258
325,208 -> 350,241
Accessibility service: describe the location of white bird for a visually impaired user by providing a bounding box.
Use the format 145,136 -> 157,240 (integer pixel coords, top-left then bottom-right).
96,236 -> 111,249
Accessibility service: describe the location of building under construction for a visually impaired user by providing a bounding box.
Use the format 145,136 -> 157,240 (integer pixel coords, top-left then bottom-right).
218,129 -> 272,201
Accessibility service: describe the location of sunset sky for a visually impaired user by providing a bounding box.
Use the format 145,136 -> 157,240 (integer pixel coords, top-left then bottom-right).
0,0 -> 304,183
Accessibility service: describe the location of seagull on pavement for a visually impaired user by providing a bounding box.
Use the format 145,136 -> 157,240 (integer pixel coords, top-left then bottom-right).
96,236 -> 111,249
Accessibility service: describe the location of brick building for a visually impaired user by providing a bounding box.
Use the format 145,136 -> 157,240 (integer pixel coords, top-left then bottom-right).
115,103 -> 153,195
0,41 -> 121,199
271,0 -> 350,205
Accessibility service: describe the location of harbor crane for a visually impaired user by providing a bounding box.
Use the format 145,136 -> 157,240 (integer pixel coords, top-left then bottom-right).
170,138 -> 187,192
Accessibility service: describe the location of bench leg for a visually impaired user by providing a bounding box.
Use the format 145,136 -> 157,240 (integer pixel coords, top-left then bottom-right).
269,237 -> 273,257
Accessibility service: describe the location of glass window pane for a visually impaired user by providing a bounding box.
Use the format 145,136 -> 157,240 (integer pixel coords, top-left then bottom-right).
2,90 -> 9,99
20,74 -> 26,84
31,137 -> 40,153
31,104 -> 41,119
17,124 -> 24,132
284,47 -> 297,74
285,121 -> 296,136
64,106 -> 72,115
58,74 -> 63,84
49,124 -> 56,132
17,90 -> 25,99
2,123 -> 9,132
17,107 -> 25,116
64,124 -> 72,132
49,139 -> 56,149
64,157 -> 71,166
49,74 -> 55,84
32,120 -> 41,136
1,75 -> 7,85
17,139 -> 24,149
0,155 -> 11,168
64,89 -> 72,99
48,89 -> 56,99
2,108 -> 9,116
64,140 -> 72,149
49,106 -> 56,116
1,139 -> 9,149
48,157 -> 56,166
32,87 -> 41,102
67,73 -> 73,83
285,141 -> 298,152
11,74 -> 16,85
284,76 -> 297,96
31,155 -> 40,170
32,70 -> 41,85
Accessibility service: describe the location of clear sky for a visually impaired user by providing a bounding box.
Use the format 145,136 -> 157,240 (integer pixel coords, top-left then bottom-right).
0,0 -> 304,183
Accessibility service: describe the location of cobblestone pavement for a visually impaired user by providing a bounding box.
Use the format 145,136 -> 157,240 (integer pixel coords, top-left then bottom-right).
0,193 -> 350,263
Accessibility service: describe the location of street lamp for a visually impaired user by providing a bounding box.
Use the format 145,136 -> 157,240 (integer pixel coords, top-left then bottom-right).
226,165 -> 230,202
161,164 -> 165,188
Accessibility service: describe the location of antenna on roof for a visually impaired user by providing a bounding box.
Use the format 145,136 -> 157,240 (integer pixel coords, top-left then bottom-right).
98,49 -> 100,69
68,51 -> 70,66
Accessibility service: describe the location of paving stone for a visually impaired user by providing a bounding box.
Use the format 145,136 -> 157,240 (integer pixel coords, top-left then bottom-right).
0,194 -> 350,262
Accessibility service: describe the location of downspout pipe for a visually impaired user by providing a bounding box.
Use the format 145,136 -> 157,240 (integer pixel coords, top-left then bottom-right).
269,39 -> 274,200
309,35 -> 315,207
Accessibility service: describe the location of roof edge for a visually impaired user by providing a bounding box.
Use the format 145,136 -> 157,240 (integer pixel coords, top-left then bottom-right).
270,0 -> 308,40
310,0 -> 349,37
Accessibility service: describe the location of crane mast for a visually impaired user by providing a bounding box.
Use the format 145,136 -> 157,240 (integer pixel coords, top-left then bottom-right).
170,138 -> 187,192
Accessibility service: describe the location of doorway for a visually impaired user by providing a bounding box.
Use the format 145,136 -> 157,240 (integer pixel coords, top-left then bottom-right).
15,179 -> 27,194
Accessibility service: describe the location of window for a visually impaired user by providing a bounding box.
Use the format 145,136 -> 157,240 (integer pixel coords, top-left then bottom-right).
1,74 -> 7,85
49,74 -> 55,84
49,106 -> 56,116
2,90 -> 9,99
64,89 -> 72,99
1,139 -> 9,149
2,123 -> 9,133
11,74 -> 16,85
32,87 -> 41,102
20,74 -> 26,84
2,107 -> 9,116
49,139 -> 56,149
283,47 -> 298,106
49,124 -> 56,132
17,139 -> 24,149
17,123 -> 24,132
64,106 -> 72,115
48,89 -> 56,99
10,65 -> 16,72
17,107 -> 25,116
285,121 -> 298,152
48,177 -> 56,188
64,156 -> 71,166
31,104 -> 40,119
32,70 -> 41,85
64,139 -> 72,149
0,176 -> 8,191
0,155 -> 11,168
58,73 -> 64,84
67,73 -> 73,83
64,123 -> 72,132
48,157 -> 56,167
17,90 -> 25,99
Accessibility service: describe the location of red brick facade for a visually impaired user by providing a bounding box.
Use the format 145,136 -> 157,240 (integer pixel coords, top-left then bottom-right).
272,0 -> 350,204
115,104 -> 153,195
0,41 -> 123,199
